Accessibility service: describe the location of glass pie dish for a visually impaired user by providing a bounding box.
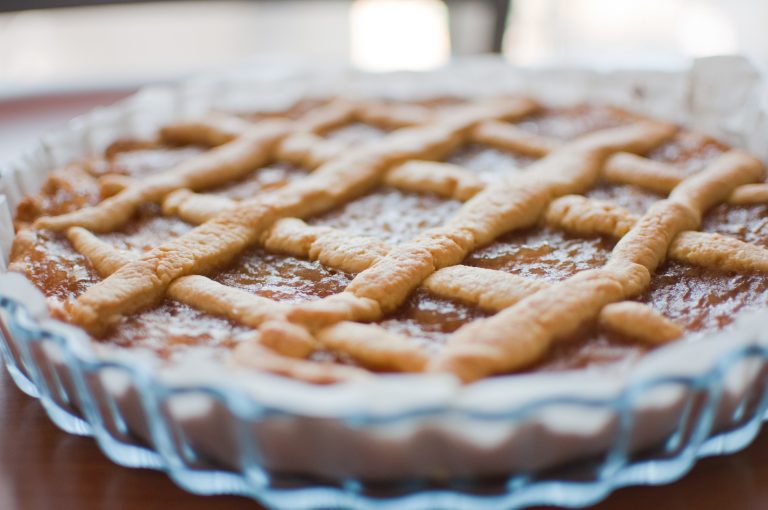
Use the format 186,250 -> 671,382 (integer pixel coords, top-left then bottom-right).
2,57 -> 768,510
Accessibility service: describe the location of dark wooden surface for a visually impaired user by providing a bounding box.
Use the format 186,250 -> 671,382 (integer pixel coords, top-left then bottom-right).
3,367 -> 768,510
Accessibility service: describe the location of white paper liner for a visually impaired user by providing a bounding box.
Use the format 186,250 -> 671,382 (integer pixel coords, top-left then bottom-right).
1,54 -> 768,425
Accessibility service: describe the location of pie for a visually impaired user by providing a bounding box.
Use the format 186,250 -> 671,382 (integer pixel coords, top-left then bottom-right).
8,96 -> 768,385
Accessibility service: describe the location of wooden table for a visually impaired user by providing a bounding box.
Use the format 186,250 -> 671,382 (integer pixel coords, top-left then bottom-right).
3,90 -> 768,510
3,367 -> 768,510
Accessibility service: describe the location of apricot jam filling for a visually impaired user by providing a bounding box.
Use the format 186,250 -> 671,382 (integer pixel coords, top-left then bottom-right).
96,145 -> 206,178
205,161 -> 308,200
324,122 -> 389,144
646,131 -> 728,175
310,186 -> 462,244
378,288 -> 490,351
9,230 -> 100,302
585,183 -> 663,215
213,248 -> 353,304
104,299 -> 251,359
639,262 -> 768,333
702,203 -> 768,247
466,228 -> 615,282
515,104 -> 638,140
447,144 -> 536,180
99,204 -> 193,255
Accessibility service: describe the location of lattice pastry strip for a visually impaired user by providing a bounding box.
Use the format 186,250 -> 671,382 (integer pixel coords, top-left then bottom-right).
159,161 -> 485,225
150,109 -> 768,235
598,302 -> 683,345
67,215 -> 439,377
65,227 -> 288,328
422,265 -> 682,344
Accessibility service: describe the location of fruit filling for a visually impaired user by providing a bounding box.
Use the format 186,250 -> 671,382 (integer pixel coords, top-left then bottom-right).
310,187 -> 462,244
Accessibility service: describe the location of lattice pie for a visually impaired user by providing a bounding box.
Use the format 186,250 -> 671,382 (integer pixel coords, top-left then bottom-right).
9,97 -> 768,384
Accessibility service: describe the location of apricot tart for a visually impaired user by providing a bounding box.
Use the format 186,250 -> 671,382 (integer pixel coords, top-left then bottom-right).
9,96 -> 768,384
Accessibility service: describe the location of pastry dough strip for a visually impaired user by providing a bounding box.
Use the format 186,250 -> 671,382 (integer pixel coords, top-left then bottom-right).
232,341 -> 369,384
423,265 -> 681,344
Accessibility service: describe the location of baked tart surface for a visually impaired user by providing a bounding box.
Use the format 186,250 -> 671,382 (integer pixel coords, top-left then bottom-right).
9,97 -> 768,383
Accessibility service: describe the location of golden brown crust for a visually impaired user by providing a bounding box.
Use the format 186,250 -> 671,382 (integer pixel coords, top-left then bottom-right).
162,189 -> 236,224
669,231 -> 768,273
423,265 -> 548,311
384,161 -> 485,201
64,226 -> 289,329
65,227 -> 133,276
287,292 -> 382,330
160,113 -> 253,147
293,100 -> 358,134
669,150 -> 763,214
546,194 -> 768,275
728,183 -> 768,205
602,152 -> 683,194
262,218 -> 389,273
544,195 -> 638,238
276,133 -> 345,168
257,320 -> 318,358
168,276 -> 288,329
599,302 -> 682,345
432,268 -> 627,381
98,175 -> 134,198
232,341 -> 370,384
316,321 -> 429,372
471,120 -> 560,157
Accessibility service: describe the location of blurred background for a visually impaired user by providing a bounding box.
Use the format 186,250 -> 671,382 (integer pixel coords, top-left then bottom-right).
1,0 -> 766,96
0,0 -> 766,155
